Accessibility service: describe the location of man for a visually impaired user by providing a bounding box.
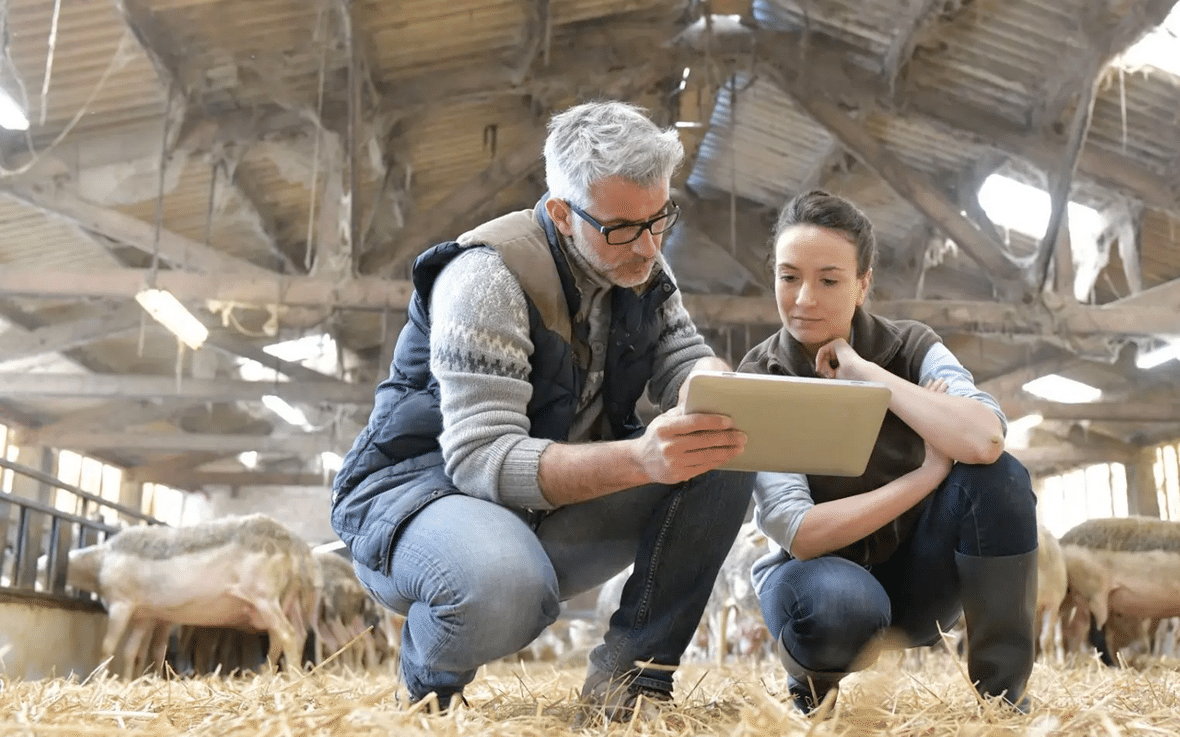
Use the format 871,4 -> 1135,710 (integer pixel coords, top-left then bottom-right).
330,100 -> 754,720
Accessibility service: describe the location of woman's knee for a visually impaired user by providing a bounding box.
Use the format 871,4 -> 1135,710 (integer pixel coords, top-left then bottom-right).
948,452 -> 1037,552
762,558 -> 890,671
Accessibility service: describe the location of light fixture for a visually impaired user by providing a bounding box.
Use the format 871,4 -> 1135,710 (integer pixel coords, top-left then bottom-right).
135,288 -> 209,350
261,394 -> 312,429
1005,414 -> 1044,450
313,539 -> 347,554
1135,340 -> 1180,370
1021,375 -> 1102,403
0,88 -> 29,131
320,450 -> 343,472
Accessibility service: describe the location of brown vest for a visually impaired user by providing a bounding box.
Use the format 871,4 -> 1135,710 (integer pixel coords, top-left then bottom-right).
739,308 -> 941,566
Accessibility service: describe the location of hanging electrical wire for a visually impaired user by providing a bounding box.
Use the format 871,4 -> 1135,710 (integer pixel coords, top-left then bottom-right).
38,0 -> 63,125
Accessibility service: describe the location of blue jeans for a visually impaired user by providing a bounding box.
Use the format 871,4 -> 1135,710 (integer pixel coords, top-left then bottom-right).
354,469 -> 754,701
759,452 -> 1037,675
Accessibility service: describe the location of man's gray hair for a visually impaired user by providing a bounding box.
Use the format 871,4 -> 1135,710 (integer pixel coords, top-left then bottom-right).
544,101 -> 684,208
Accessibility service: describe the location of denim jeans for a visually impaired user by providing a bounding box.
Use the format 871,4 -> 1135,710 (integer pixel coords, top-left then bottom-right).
759,452 -> 1037,675
354,468 -> 754,701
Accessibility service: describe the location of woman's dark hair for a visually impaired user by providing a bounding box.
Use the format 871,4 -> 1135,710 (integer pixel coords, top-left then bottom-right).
771,189 -> 877,277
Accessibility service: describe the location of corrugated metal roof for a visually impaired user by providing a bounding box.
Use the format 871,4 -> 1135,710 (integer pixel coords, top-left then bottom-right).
866,112 -> 986,176
1088,69 -> 1180,174
908,0 -> 1089,126
6,0 -> 164,142
753,0 -> 896,57
0,198 -> 116,270
688,72 -> 835,206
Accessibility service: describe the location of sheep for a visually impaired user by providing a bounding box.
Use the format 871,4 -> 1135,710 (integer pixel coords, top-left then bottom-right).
1034,524 -> 1068,661
65,514 -> 319,678
1058,516 -> 1180,665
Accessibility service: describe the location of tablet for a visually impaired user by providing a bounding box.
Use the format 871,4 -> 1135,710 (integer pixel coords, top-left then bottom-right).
683,371 -> 892,475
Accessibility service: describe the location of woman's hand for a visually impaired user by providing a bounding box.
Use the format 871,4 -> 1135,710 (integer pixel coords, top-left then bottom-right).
813,338 -> 871,380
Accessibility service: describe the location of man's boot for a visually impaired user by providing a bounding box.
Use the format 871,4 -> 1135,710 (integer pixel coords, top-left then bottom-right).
955,550 -> 1037,711
777,636 -> 846,716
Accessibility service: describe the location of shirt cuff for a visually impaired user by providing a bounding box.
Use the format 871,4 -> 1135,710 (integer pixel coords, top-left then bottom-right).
496,436 -> 556,511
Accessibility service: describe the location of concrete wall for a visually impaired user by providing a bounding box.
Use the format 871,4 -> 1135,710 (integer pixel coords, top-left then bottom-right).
0,594 -> 105,680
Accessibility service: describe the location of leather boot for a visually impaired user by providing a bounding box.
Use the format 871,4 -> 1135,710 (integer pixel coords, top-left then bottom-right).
955,550 -> 1037,711
777,635 -> 847,715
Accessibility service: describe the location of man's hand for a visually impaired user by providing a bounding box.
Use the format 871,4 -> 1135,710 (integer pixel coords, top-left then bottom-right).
813,338 -> 871,380
632,405 -> 746,485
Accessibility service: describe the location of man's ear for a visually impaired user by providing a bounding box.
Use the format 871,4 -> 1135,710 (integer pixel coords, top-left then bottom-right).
546,197 -> 574,237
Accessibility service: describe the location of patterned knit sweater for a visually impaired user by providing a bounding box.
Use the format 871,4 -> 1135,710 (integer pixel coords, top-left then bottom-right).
429,243 -> 714,511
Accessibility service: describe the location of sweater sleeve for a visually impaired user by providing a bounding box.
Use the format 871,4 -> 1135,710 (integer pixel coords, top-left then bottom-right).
646,262 -> 717,411
918,342 -> 1008,434
430,248 -> 556,510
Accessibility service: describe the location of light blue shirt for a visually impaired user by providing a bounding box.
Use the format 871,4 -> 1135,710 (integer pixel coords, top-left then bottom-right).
750,342 -> 1006,594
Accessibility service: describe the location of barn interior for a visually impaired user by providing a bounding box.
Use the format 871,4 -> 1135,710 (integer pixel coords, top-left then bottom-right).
0,0 -> 1179,727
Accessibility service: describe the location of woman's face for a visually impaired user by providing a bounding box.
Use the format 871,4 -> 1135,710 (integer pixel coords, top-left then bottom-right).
773,224 -> 871,356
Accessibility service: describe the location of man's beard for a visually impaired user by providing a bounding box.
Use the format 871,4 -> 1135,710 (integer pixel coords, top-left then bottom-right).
569,226 -> 653,289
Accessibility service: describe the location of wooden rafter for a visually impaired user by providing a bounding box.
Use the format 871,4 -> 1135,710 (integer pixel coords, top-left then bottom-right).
3,265 -> 1179,337
773,80 -> 1028,295
1,184 -> 272,276
0,373 -> 371,404
360,127 -> 547,277
49,432 -> 343,454
0,303 -> 144,364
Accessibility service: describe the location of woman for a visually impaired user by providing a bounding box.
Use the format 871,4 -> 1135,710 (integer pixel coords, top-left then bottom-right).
739,190 -> 1037,713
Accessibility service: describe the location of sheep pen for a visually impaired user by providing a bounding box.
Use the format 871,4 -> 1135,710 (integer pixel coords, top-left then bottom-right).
2,644 -> 1178,736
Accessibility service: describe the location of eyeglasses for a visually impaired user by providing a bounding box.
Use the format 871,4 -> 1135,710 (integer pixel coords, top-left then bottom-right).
567,201 -> 680,245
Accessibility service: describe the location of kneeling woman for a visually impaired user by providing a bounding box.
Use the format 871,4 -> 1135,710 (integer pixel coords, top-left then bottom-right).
740,190 -> 1037,713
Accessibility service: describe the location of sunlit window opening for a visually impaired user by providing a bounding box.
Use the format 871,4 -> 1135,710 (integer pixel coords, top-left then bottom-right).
0,87 -> 29,131
1037,462 -> 1128,538
0,422 -> 15,494
1114,5 -> 1180,77
141,482 -> 188,527
1155,442 -> 1180,522
239,333 -> 339,383
977,175 -> 1106,301
1021,374 -> 1102,403
54,450 -> 125,526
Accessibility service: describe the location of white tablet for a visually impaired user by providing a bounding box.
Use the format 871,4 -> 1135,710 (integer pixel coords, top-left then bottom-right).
683,371 -> 892,476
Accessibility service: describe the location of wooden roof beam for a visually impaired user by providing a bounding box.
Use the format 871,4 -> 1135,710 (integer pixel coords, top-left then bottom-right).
0,373 -> 371,404
0,183 -> 273,276
50,432 -> 343,454
0,303 -> 143,365
769,72 -> 1029,299
3,266 -> 1179,337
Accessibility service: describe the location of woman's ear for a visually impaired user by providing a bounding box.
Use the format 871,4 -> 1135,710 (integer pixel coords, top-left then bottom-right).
856,268 -> 873,306
545,197 -> 574,237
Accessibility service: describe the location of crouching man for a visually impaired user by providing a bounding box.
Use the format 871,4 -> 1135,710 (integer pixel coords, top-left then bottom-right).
330,100 -> 754,721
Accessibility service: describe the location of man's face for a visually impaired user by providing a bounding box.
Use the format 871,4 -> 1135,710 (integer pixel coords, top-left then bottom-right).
550,176 -> 672,288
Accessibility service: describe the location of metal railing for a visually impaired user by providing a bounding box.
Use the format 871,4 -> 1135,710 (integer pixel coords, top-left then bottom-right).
0,456 -> 162,604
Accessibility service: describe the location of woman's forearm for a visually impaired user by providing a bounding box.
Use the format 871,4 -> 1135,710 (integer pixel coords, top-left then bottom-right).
789,465 -> 947,560
859,363 -> 1004,464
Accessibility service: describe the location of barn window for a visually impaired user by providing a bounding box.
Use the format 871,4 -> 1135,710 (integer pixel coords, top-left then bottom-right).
141,483 -> 187,527
1037,462 -> 1128,538
1155,442 -> 1180,522
53,450 -> 125,526
0,422 -> 14,493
